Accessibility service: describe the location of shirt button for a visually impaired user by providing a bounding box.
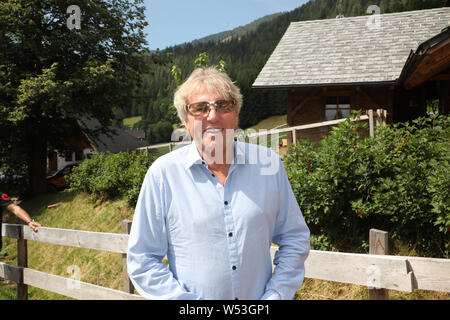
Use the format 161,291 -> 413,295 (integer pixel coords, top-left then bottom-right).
232,266 -> 236,270
228,232 -> 233,237
224,201 -> 228,205
202,161 -> 205,165
211,173 -> 215,177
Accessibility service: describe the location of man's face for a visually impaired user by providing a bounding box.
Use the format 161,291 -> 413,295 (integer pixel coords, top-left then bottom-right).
184,86 -> 239,162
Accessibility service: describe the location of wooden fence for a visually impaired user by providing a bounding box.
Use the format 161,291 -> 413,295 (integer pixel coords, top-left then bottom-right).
1,222 -> 449,300
0,221 -> 142,300
136,109 -> 388,155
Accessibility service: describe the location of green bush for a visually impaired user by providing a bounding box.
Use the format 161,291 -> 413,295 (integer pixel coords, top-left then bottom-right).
284,113 -> 449,257
69,151 -> 155,206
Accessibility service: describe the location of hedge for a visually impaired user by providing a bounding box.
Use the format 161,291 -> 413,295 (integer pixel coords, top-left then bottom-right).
284,113 -> 449,257
69,151 -> 155,206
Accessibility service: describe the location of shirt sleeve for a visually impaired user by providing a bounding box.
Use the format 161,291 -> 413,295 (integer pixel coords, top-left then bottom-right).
1,192 -> 14,208
263,158 -> 310,300
126,167 -> 201,300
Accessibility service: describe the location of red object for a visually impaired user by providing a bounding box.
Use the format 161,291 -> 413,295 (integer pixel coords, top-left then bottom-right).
1,193 -> 10,201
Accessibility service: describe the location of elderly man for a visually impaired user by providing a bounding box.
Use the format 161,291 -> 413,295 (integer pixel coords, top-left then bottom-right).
127,67 -> 310,300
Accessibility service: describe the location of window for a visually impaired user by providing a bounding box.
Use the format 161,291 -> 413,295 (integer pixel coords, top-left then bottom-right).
325,96 -> 351,120
75,150 -> 83,161
64,151 -> 73,162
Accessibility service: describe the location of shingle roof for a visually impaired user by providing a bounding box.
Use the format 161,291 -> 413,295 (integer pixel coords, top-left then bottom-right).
78,117 -> 148,153
253,8 -> 450,88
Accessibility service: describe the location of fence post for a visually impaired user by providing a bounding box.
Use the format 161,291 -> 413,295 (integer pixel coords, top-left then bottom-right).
17,226 -> 28,300
368,109 -> 374,138
369,229 -> 389,300
121,220 -> 134,294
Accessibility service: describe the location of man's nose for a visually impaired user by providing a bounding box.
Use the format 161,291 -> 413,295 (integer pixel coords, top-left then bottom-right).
206,105 -> 218,121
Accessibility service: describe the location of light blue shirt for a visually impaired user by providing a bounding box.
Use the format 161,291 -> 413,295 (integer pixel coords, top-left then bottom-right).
127,141 -> 310,300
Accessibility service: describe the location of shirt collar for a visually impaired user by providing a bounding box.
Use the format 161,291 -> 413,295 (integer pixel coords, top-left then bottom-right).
185,141 -> 204,169
185,140 -> 246,170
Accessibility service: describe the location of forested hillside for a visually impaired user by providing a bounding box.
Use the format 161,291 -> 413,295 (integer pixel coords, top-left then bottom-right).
190,12 -> 284,46
126,0 -> 443,144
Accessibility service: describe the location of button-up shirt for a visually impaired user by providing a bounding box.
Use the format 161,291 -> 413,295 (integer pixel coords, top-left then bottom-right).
127,141 -> 310,300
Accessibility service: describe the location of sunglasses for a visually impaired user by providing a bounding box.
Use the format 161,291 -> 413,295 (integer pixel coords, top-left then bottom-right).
185,100 -> 235,117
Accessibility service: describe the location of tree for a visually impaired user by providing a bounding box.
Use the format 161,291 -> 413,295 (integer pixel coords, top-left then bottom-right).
0,0 -> 150,195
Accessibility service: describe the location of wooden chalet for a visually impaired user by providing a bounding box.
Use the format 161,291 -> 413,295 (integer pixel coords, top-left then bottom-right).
253,8 -> 450,143
47,117 -> 147,173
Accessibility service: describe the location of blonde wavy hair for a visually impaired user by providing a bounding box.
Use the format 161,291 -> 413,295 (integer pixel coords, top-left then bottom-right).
173,67 -> 243,122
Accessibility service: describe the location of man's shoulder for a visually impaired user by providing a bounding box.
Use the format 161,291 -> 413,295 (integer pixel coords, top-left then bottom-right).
149,144 -> 190,172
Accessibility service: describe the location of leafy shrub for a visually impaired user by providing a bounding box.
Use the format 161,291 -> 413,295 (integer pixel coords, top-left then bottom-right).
69,151 -> 154,206
284,114 -> 449,257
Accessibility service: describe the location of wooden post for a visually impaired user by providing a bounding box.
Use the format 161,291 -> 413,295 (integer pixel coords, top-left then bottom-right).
292,129 -> 297,145
369,229 -> 389,300
376,109 -> 382,127
122,220 -> 134,294
17,226 -> 28,300
368,109 -> 374,138
169,144 -> 173,152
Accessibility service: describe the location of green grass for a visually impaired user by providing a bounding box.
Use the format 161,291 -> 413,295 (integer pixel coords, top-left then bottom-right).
0,281 -> 16,300
238,115 -> 288,150
122,116 -> 142,129
246,114 -> 287,131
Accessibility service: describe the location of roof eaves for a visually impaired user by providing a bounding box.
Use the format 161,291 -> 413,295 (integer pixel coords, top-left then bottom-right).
252,80 -> 397,90
398,26 -> 450,86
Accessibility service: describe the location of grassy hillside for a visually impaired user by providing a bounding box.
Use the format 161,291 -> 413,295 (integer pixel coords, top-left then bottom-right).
122,115 -> 142,129
0,191 -> 135,300
247,114 -> 287,131
0,189 -> 448,300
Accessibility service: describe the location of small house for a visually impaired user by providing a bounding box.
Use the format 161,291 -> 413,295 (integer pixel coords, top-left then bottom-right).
253,8 -> 450,143
47,117 -> 148,173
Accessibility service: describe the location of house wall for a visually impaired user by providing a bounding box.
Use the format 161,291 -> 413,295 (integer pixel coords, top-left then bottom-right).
440,80 -> 450,115
46,131 -> 96,174
286,86 -> 395,144
46,148 -> 96,174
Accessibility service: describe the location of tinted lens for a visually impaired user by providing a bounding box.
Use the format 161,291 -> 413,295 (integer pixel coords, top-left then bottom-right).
186,100 -> 235,116
215,100 -> 230,112
215,100 -> 233,112
189,102 -> 209,115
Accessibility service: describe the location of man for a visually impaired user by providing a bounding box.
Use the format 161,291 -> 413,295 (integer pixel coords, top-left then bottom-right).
127,67 -> 310,300
1,191 -> 41,250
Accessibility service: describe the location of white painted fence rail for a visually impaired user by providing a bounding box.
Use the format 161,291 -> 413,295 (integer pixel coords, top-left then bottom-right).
1,223 -> 449,300
270,248 -> 450,293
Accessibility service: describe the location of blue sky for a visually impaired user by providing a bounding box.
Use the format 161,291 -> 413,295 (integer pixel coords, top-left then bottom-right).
143,0 -> 309,50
